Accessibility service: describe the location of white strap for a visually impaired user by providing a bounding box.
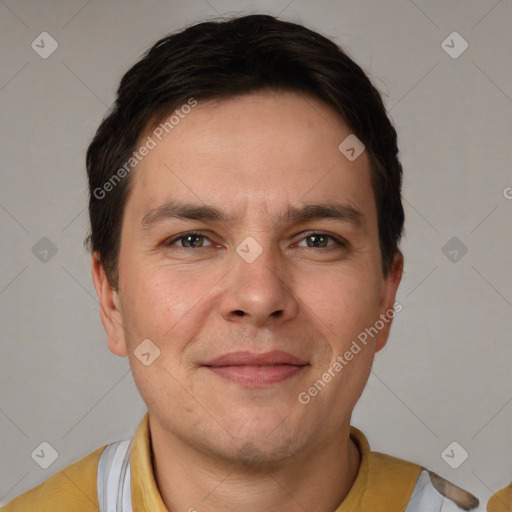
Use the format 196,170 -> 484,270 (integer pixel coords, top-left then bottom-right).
97,440 -> 133,512
405,471 -> 444,512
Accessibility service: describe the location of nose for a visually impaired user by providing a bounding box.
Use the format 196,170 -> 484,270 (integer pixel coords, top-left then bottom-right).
218,241 -> 299,327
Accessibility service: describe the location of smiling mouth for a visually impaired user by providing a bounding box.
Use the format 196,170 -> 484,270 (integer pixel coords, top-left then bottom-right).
202,350 -> 309,387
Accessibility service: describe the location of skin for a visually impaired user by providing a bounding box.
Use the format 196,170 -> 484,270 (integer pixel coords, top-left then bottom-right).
92,90 -> 403,512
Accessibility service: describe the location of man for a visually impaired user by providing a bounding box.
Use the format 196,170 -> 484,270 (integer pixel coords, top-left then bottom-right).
1,14 -> 482,512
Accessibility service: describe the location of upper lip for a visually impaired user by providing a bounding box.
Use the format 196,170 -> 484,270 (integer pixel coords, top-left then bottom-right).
203,350 -> 308,367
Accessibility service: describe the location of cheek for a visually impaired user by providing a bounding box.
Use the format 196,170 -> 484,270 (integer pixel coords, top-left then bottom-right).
119,260 -> 217,350
300,265 -> 382,339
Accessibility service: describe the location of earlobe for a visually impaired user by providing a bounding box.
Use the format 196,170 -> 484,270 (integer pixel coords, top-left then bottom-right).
375,251 -> 404,353
91,253 -> 128,357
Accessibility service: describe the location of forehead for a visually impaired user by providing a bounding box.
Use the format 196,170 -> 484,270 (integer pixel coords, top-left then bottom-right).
127,91 -> 376,228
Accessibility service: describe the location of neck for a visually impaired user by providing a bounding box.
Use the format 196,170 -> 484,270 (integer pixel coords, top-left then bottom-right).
149,418 -> 361,512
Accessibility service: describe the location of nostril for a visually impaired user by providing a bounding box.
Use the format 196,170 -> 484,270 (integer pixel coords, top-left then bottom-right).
234,310 -> 245,316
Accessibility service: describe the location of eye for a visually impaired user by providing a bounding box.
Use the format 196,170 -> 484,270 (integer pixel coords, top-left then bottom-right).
163,231 -> 347,250
165,231 -> 214,248
297,232 -> 347,248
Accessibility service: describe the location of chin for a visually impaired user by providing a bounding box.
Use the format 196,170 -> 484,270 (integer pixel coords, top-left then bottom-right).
211,435 -> 303,471
216,419 -> 311,469
234,442 -> 295,470
220,409 -> 292,443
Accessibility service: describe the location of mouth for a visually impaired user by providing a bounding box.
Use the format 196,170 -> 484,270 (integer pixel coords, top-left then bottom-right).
202,350 -> 309,387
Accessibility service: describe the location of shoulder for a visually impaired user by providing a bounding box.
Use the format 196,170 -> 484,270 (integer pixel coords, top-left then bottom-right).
367,451 -> 479,511
487,483 -> 512,512
1,445 -> 105,512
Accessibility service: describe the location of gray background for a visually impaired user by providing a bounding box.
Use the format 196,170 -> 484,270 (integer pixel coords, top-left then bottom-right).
1,0 -> 511,507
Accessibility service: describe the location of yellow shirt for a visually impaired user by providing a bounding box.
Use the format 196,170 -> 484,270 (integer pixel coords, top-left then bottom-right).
0,412 -> 478,511
487,484 -> 512,512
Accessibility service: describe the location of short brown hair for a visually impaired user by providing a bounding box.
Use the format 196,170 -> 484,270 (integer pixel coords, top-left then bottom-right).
86,14 -> 405,288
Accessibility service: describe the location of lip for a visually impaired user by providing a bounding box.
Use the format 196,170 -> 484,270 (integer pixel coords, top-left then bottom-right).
202,350 -> 309,387
203,350 -> 308,367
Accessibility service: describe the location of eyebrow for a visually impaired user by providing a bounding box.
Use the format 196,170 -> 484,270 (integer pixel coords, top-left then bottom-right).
140,200 -> 367,234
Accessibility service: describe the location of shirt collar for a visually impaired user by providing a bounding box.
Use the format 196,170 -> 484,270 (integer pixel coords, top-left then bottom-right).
130,412 -> 168,511
336,426 -> 422,511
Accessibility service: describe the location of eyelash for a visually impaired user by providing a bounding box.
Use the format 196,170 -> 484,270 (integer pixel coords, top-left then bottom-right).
164,231 -> 347,249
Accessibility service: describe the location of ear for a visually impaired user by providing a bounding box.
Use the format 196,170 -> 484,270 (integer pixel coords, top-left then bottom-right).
374,251 -> 404,353
91,252 -> 128,357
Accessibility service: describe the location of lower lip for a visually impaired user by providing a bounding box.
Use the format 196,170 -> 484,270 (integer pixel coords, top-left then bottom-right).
206,365 -> 306,386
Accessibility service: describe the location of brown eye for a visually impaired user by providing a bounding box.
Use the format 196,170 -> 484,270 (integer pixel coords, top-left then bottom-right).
306,234 -> 329,248
166,232 -> 213,248
298,233 -> 346,248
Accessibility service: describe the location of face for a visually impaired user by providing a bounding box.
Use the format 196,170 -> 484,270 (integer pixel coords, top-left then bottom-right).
93,90 -> 403,465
